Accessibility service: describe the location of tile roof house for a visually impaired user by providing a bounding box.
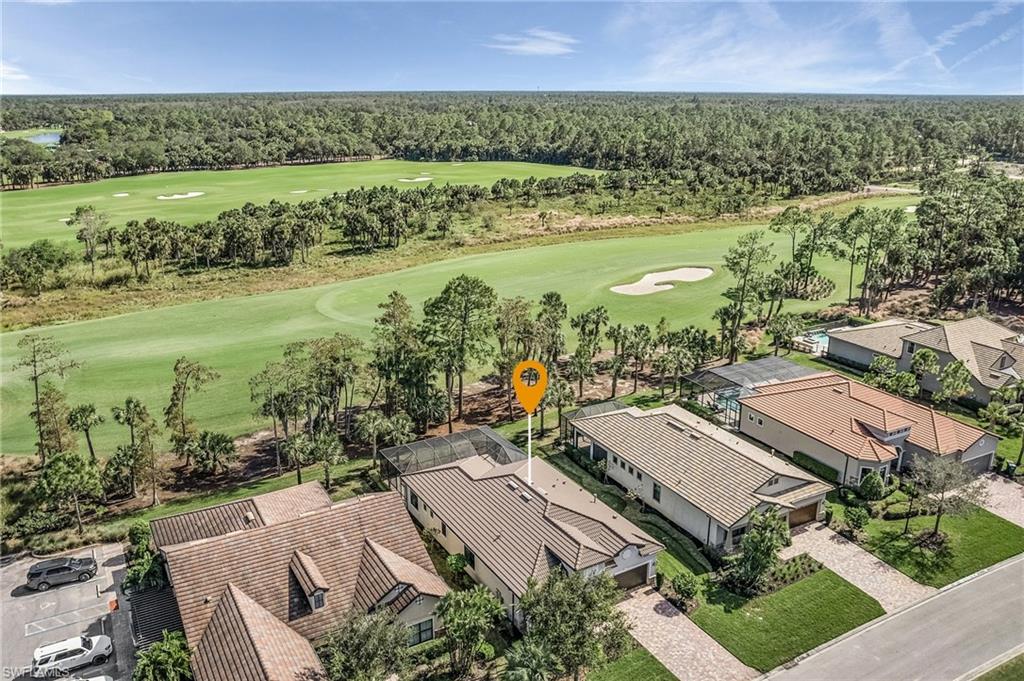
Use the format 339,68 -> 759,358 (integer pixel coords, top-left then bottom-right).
738,372 -> 998,485
157,489 -> 448,681
826,318 -> 936,369
570,404 -> 832,551
382,428 -> 663,625
895,317 -> 1024,405
151,482 -> 332,549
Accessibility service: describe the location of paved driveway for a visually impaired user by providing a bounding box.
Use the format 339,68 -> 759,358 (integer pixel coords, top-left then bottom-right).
1,543 -> 132,681
781,523 -> 934,612
618,588 -> 756,681
978,473 -> 1024,527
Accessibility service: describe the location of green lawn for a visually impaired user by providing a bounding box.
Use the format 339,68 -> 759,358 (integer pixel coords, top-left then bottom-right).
2,218 -> 878,456
976,654 -> 1024,681
1,159 -> 598,249
1,127 -> 61,141
589,646 -> 678,681
690,569 -> 885,672
831,503 -> 1024,587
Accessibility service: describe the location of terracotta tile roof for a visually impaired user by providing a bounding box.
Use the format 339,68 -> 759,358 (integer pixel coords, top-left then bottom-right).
401,447 -> 661,598
190,583 -> 323,681
163,491 -> 446,647
739,373 -> 990,460
828,318 -> 935,358
571,404 -> 832,526
152,482 -> 331,549
289,550 -> 329,596
903,317 -> 1024,389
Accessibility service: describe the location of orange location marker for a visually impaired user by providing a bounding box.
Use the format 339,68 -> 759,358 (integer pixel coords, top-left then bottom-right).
512,360 -> 548,413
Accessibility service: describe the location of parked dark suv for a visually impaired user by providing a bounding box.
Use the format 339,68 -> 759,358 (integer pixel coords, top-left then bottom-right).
26,557 -> 97,591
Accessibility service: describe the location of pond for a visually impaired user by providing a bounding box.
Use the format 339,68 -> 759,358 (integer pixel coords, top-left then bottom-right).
27,132 -> 60,146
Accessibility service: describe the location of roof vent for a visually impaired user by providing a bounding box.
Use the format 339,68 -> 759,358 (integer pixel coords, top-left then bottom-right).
506,481 -> 518,491
832,387 -> 844,394
520,492 -> 533,502
243,511 -> 256,524
689,432 -> 702,440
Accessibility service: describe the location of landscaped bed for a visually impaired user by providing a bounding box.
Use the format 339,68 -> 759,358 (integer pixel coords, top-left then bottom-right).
689,569 -> 885,672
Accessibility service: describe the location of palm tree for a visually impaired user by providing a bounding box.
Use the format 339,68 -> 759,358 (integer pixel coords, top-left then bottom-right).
384,412 -> 415,448
112,397 -> 149,448
567,346 -> 595,398
504,640 -> 561,681
283,433 -> 312,485
545,378 -> 575,440
607,354 -> 626,398
653,354 -> 673,398
68,403 -> 104,462
355,410 -> 390,464
310,432 -> 345,489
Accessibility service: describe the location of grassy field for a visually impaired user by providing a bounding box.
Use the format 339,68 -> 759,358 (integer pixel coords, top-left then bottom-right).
0,127 -> 61,140
976,654 -> 1024,681
690,569 -> 884,672
2,219 -> 874,456
589,647 -> 678,681
1,159 -> 599,249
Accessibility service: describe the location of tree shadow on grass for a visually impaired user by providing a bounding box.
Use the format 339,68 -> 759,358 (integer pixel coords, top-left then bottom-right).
868,527 -> 953,584
701,583 -> 750,615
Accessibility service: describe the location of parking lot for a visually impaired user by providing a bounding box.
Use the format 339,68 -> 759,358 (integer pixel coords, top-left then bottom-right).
1,544 -> 132,680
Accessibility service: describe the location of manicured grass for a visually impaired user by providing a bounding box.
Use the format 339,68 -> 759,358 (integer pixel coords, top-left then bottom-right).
976,654 -> 1024,681
589,646 -> 678,681
1,159 -> 598,249
0,127 -> 61,141
832,503 -> 1024,587
2,220 -> 874,456
690,569 -> 885,672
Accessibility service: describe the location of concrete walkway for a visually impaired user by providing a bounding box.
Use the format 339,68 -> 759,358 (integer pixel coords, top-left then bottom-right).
978,473 -> 1024,528
618,588 -> 756,681
781,523 -> 934,612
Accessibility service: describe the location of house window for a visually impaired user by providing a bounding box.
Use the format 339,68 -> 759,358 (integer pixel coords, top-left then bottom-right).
620,460 -> 625,469
441,522 -> 448,537
636,470 -> 642,481
628,465 -> 634,475
408,619 -> 434,646
612,455 -> 618,464
731,525 -> 748,542
767,476 -> 779,487
464,547 -> 476,569
653,482 -> 662,503
859,467 -> 873,482
409,490 -> 420,510
312,591 -> 325,609
756,417 -> 764,427
748,412 -> 754,421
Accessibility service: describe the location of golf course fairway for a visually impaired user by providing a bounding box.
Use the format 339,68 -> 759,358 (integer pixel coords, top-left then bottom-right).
1,222 -> 869,456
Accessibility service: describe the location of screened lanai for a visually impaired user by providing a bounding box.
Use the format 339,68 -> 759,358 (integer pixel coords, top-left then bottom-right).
379,426 -> 526,489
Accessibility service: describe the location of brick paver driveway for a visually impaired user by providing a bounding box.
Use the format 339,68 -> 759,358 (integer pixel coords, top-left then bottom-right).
978,473 -> 1024,527
617,589 -> 756,681
781,523 -> 934,612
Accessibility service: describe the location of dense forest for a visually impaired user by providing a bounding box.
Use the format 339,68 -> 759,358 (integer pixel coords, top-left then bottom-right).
3,93 -> 1022,195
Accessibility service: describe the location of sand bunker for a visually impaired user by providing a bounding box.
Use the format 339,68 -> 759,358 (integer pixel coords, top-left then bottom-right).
452,162 -> 464,166
112,192 -> 129,198
289,190 -> 309,194
611,267 -> 714,295
905,205 -> 917,213
398,177 -> 433,183
58,217 -> 71,223
156,191 -> 205,200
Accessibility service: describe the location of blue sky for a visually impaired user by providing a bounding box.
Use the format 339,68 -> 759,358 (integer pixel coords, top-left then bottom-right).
2,1 -> 1022,95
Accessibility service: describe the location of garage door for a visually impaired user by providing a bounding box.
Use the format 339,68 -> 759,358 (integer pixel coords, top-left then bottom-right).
614,565 -> 648,590
963,453 -> 993,475
788,503 -> 818,527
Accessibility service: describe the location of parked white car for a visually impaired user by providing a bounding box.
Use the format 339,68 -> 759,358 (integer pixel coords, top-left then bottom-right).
30,635 -> 112,678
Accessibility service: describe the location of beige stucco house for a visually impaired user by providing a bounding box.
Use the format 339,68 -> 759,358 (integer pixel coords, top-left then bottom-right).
571,404 -> 832,552
738,373 -> 998,483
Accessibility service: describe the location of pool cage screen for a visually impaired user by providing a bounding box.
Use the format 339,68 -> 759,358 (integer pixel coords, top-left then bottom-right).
379,426 -> 525,489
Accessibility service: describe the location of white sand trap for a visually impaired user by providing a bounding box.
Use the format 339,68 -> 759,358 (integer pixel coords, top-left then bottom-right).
58,217 -> 71,223
156,191 -> 205,200
112,192 -> 130,198
398,177 -> 433,183
905,205 -> 918,213
452,162 -> 464,166
611,267 -> 714,295
289,190 -> 309,194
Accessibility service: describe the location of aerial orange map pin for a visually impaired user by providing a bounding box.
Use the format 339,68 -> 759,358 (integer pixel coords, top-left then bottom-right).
513,360 -> 548,413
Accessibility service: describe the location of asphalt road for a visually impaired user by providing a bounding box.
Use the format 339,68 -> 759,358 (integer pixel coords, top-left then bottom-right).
1,544 -> 131,681
766,554 -> 1024,681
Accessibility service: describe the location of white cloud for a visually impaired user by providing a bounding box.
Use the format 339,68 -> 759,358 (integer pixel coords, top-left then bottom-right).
485,28 -> 578,56
951,24 -> 1023,70
1,61 -> 31,82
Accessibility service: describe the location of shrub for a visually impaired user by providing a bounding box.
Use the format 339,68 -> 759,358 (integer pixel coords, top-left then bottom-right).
846,506 -> 870,533
859,471 -> 886,500
446,553 -> 467,575
407,637 -> 448,666
792,452 -> 840,482
824,504 -> 834,526
126,520 -> 152,559
670,572 -> 700,602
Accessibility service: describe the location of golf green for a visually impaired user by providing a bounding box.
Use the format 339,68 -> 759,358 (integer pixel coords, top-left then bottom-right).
1,221 -> 869,456
1,160 -> 598,249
